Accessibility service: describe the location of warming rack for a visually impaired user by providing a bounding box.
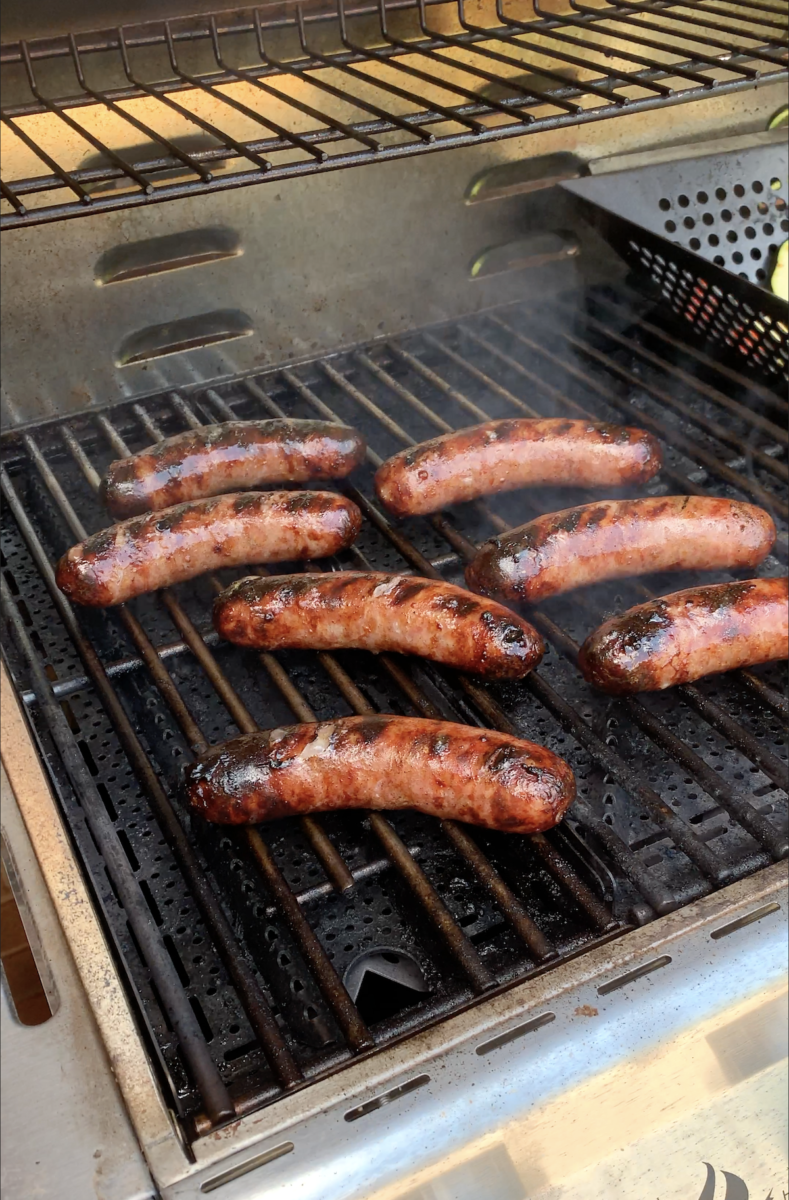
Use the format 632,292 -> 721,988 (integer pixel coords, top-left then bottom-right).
1,0 -> 787,228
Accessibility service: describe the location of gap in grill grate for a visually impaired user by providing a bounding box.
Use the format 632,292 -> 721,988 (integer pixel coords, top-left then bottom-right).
1,282 -> 786,1135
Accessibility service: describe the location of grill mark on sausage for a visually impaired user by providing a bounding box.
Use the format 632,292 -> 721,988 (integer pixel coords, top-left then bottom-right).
185,715 -> 575,833
374,418 -> 662,517
56,492 -> 362,607
213,572 -> 544,679
466,497 -> 776,604
100,419 -> 366,517
579,576 -> 789,693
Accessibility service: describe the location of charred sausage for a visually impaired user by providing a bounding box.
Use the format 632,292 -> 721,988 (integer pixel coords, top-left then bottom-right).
100,419 -> 366,517
185,715 -> 576,833
465,497 -> 776,604
56,492 -> 362,607
374,419 -> 662,517
214,572 -> 544,679
578,577 -> 789,694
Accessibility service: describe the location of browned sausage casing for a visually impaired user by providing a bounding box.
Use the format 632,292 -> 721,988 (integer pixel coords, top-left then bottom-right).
56,492 -> 362,607
578,577 -> 789,694
374,419 -> 662,517
100,419 -> 366,517
465,497 -> 776,604
185,716 -> 576,833
214,572 -> 544,679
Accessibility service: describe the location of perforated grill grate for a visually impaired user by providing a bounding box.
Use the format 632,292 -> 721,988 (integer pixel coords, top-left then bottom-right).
658,176 -> 789,288
1,281 -> 786,1135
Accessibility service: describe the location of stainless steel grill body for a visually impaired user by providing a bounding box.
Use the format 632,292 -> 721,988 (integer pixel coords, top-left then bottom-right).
1,5 -> 787,1197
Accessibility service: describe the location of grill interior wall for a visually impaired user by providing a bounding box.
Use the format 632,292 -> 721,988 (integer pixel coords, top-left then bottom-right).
1,282 -> 787,1133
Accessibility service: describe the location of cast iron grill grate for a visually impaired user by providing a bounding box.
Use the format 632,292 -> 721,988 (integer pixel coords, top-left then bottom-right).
1,0 -> 787,229
1,282 -> 787,1136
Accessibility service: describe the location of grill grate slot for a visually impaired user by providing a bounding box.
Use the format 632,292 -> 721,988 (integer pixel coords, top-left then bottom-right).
1,283 -> 786,1136
1,0 -> 787,229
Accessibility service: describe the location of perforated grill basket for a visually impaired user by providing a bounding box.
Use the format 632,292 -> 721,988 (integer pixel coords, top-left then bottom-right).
565,135 -> 789,387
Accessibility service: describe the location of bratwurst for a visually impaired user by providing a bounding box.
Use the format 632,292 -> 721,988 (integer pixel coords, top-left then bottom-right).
214,572 -> 544,678
56,492 -> 362,607
374,419 -> 662,517
579,577 -> 789,694
185,715 -> 576,833
465,497 -> 776,604
100,419 -> 366,517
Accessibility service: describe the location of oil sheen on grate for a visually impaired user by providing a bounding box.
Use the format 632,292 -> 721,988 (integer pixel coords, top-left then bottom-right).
1,283 -> 787,1136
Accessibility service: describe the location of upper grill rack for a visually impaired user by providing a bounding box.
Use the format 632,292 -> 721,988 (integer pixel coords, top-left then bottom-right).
1,282 -> 787,1136
1,0 -> 787,229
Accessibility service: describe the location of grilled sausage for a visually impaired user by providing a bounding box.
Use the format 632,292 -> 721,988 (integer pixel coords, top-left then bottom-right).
214,572 -> 544,679
465,497 -> 776,604
185,715 -> 576,833
100,419 -> 366,517
374,419 -> 662,517
578,577 -> 789,694
56,492 -> 362,607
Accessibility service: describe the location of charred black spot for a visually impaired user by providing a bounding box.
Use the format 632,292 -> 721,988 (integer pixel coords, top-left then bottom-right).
234,493 -> 264,513
484,744 -> 522,773
577,505 -> 609,530
553,420 -> 574,436
432,593 -> 480,617
402,441 -> 439,469
610,602 -> 672,654
352,718 -> 388,745
551,508 -> 585,536
286,492 -> 336,514
429,733 -> 451,757
389,580 -> 429,606
153,508 -> 188,533
691,581 -> 756,613
85,527 -> 116,556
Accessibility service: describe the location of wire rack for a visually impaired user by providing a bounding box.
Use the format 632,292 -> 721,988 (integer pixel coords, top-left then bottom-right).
1,282 -> 787,1132
1,0 -> 787,229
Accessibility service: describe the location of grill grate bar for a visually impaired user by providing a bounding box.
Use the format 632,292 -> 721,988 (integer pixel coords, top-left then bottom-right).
0,464 -> 304,1098
584,0 -> 789,60
1,286 -> 785,1131
201,383 -> 564,972
525,3 -> 760,79
28,425 -> 374,1059
66,34 -> 214,185
0,574 -> 237,1125
2,0 -> 785,228
268,330 -> 784,876
529,610 -> 787,860
577,295 -> 789,445
256,371 -> 736,894
489,313 -> 789,520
